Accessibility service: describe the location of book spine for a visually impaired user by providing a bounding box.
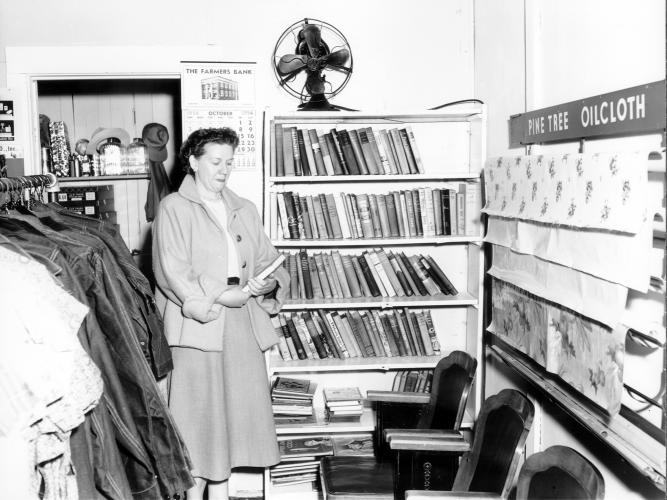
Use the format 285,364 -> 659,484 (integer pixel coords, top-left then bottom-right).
293,195 -> 305,238
288,253 -> 299,299
282,126 -> 295,176
349,311 -> 375,356
369,310 -> 393,356
307,311 -> 334,358
399,252 -> 429,296
348,129 -> 369,175
356,194 -> 375,239
405,126 -> 425,173
299,196 -> 313,239
284,314 -> 307,359
464,182 -> 480,236
295,248 -> 306,299
412,189 -> 424,236
448,189 -> 458,236
393,250 -> 419,295
331,251 -> 352,298
357,253 -> 382,297
279,315 -> 298,359
318,193 -> 334,238
317,129 -> 335,175
322,253 -> 343,298
372,129 -> 389,174
332,192 -> 351,239
350,256 -> 372,297
271,315 -> 292,360
358,129 -> 379,175
403,190 -> 417,237
368,249 -> 396,297
308,256 -> 323,299
342,193 -> 358,239
422,187 -> 436,237
282,192 -> 300,239
379,129 -> 399,174
333,312 -> 361,357
349,194 -> 364,239
325,132 -> 345,175
302,129 -> 318,175
389,128 -> 409,174
385,192 -> 400,237
307,129 -> 327,176
294,314 -> 318,358
415,310 -> 435,356
360,310 -> 384,356
299,249 -> 314,299
324,193 -> 344,239
394,191 -> 406,237
410,255 -> 441,295
441,189 -> 451,235
388,252 -> 413,296
367,194 -> 383,238
313,253 -> 333,298
456,192 -> 466,236
405,309 -> 425,356
385,312 -> 407,356
423,310 -> 441,354
398,128 -> 418,174
324,312 -> 350,358
274,124 -> 283,177
305,195 -> 319,239
301,313 -> 327,358
312,196 -> 329,239
291,128 -> 303,175
376,248 -> 404,296
395,310 -> 417,356
424,254 -> 459,295
433,188 -> 443,236
341,254 -> 363,298
337,129 -> 360,174
375,194 -> 391,238
296,129 -> 312,175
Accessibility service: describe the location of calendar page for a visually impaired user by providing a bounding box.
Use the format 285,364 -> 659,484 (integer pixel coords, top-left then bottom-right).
180,61 -> 258,171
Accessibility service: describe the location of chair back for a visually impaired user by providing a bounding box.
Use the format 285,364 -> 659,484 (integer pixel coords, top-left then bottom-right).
516,445 -> 605,499
451,388 -> 535,498
420,350 -> 477,430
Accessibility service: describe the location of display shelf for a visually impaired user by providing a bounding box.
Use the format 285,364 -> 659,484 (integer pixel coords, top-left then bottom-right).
281,292 -> 478,310
272,236 -> 483,247
275,408 -> 375,435
55,173 -> 151,182
268,172 -> 480,183
268,355 -> 444,374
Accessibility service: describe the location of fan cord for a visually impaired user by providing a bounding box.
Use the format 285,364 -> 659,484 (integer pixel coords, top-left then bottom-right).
429,99 -> 484,110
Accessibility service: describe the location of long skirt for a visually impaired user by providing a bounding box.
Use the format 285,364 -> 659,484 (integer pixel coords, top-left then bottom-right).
167,305 -> 280,481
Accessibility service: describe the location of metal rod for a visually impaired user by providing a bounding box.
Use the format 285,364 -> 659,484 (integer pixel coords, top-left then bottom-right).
0,173 -> 57,192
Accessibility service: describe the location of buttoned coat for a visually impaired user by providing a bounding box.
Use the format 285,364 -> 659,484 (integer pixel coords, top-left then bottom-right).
153,174 -> 289,352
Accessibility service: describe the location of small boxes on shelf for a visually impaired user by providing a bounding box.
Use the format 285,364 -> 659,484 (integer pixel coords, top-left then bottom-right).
56,185 -> 115,222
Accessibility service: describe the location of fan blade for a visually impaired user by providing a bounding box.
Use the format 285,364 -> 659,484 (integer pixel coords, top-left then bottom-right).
277,54 -> 308,76
306,72 -> 326,95
325,64 -> 352,75
302,24 -> 322,58
323,48 -> 350,67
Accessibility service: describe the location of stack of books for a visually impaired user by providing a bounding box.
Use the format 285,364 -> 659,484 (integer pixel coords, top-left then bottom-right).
323,387 -> 364,422
273,184 -> 479,241
273,125 -> 425,177
271,377 -> 317,425
279,248 -> 458,302
271,436 -> 334,488
392,369 -> 433,393
272,308 -> 441,361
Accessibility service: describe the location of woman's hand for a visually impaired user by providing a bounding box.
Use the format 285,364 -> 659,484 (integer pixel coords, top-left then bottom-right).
246,276 -> 277,297
217,286 -> 251,308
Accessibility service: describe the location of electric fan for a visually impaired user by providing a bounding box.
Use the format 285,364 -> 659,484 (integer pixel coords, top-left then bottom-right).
272,18 -> 353,111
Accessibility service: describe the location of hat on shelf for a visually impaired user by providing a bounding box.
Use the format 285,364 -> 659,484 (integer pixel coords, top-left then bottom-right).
142,123 -> 169,162
86,127 -> 131,155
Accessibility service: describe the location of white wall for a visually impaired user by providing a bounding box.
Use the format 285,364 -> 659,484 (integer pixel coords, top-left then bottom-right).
0,0 -> 474,208
475,0 -> 665,498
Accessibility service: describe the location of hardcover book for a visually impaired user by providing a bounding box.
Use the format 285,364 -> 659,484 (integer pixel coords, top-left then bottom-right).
278,436 -> 334,459
273,376 -> 317,399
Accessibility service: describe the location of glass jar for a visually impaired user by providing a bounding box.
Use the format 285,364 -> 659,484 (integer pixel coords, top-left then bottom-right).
126,137 -> 149,174
99,137 -> 123,176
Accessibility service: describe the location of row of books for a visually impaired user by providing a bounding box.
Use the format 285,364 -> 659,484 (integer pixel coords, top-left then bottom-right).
323,387 -> 364,422
274,124 -> 425,177
273,184 -> 479,241
272,433 -> 373,488
392,369 -> 434,393
271,309 -> 442,361
271,376 -> 317,425
282,249 -> 459,301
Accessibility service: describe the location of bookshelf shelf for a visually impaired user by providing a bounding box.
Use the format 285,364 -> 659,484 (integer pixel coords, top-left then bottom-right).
282,292 -> 478,310
272,236 -> 483,247
275,408 -> 375,435
268,355 -> 445,374
57,173 -> 151,182
268,172 -> 480,183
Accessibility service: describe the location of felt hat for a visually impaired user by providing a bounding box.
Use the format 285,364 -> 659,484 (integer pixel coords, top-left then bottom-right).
142,123 -> 169,162
86,127 -> 130,155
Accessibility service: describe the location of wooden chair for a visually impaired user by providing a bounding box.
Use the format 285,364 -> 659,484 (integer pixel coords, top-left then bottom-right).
405,444 -> 604,500
515,445 -> 605,499
398,389 -> 534,499
320,351 -> 477,499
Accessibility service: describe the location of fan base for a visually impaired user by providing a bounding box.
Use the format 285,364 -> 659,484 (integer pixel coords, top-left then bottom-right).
298,94 -> 355,111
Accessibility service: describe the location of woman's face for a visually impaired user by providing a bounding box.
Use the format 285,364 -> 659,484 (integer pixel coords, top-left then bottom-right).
190,142 -> 235,195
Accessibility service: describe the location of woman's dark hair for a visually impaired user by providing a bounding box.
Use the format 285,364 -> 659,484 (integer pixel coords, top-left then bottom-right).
180,127 -> 240,176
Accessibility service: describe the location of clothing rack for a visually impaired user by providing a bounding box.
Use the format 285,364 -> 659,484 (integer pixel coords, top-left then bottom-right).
0,173 -> 58,201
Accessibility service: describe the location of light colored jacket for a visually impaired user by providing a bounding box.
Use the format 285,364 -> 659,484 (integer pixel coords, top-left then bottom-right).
153,174 -> 289,351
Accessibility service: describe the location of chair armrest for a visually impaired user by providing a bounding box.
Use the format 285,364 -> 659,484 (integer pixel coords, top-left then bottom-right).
385,429 -> 465,443
389,432 -> 471,453
406,491 -> 502,499
366,390 -> 431,404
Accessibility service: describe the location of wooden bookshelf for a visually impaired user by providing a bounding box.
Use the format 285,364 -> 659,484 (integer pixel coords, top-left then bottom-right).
263,107 -> 486,499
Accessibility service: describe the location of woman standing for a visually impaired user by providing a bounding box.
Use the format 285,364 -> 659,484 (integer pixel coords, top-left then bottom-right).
153,127 -> 289,500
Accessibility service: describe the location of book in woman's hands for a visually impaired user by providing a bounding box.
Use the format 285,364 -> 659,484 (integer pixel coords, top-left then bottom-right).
241,254 -> 286,292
